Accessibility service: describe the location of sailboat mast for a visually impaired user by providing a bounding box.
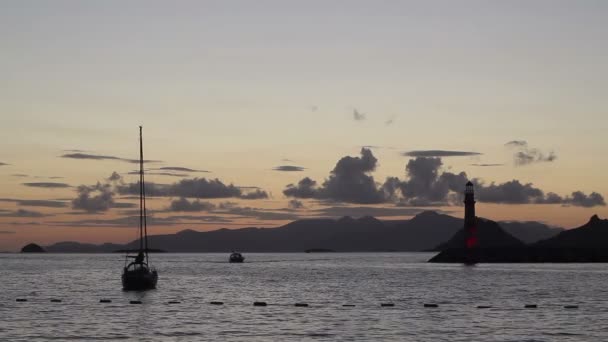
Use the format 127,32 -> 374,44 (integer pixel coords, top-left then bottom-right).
139,126 -> 144,253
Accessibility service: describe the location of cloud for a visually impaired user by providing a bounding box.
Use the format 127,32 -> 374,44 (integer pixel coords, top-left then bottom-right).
0,198 -> 68,208
116,177 -> 267,200
273,165 -> 306,172
283,148 -> 387,204
0,230 -> 16,234
217,205 -> 300,221
385,116 -> 396,125
475,180 -> 545,204
169,197 -> 216,212
505,140 -> 528,147
402,150 -> 482,157
11,174 -> 29,177
0,162 -> 9,166
353,109 -> 366,121
53,215 -> 232,227
283,151 -> 604,208
288,199 -> 305,209
72,182 -> 115,212
470,163 -> 504,167
127,171 -> 189,177
22,182 -> 71,188
154,166 -> 209,173
397,157 -> 468,206
108,171 -> 122,181
505,140 -> 557,166
565,191 -> 606,207
239,189 -> 269,200
61,153 -> 161,164
0,209 -> 48,218
514,149 -> 557,166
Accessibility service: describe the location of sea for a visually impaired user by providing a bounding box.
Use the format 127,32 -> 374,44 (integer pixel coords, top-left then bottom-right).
0,253 -> 606,341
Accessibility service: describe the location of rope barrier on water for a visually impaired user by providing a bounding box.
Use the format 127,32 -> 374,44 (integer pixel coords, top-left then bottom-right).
10,298 -> 580,310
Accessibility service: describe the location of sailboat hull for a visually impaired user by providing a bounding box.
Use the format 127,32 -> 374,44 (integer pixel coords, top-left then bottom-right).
122,270 -> 158,291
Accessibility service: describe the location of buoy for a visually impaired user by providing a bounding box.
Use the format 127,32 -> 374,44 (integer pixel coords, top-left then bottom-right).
295,303 -> 309,307
168,301 -> 181,304
564,305 -> 579,309
50,299 -> 62,303
424,304 -> 438,308
381,303 -> 395,307
477,305 -> 492,309
130,300 -> 142,304
210,301 -> 224,305
524,304 -> 537,309
99,299 -> 112,303
342,304 -> 356,307
253,301 -> 267,307
16,298 -> 27,302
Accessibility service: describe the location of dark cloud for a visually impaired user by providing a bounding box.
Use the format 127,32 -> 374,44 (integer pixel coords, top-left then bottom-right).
61,153 -> 161,164
284,148 -> 387,204
397,157 -> 468,206
402,150 -> 482,157
239,189 -> 269,200
169,198 -> 216,212
11,174 -> 29,177
505,140 -> 557,166
514,149 -> 557,166
288,199 -> 305,209
22,182 -> 71,188
273,165 -> 306,172
385,116 -> 396,125
565,191 -> 605,207
353,109 -> 366,121
505,140 -> 528,147
108,171 -> 122,182
116,177 -> 266,200
313,206 -> 445,218
127,171 -> 189,177
53,215 -> 232,227
0,209 -> 48,218
48,176 -> 64,179
284,150 -> 604,208
217,205 -> 300,221
0,198 -> 68,208
475,180 -> 545,204
72,182 -> 114,212
0,230 -> 16,234
155,167 -> 209,173
111,202 -> 137,209
470,163 -> 504,167
0,162 -> 9,166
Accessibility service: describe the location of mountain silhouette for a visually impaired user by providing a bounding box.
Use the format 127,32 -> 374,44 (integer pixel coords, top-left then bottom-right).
43,211 -> 561,253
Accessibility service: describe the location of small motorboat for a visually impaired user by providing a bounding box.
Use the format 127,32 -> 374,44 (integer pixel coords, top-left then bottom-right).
229,252 -> 245,263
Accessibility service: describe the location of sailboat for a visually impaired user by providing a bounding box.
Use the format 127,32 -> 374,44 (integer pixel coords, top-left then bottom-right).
122,126 -> 158,291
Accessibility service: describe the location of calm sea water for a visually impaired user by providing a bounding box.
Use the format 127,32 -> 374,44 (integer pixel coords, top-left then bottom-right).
1,253 -> 607,341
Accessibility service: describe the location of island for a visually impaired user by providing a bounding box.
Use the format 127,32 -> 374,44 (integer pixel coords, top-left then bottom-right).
21,243 -> 46,253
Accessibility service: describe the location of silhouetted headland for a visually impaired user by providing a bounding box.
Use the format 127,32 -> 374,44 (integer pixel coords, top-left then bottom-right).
21,243 -> 46,253
429,215 -> 608,263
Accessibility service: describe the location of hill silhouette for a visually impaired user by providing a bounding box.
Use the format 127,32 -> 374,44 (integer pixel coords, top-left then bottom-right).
533,215 -> 608,248
43,211 -> 561,253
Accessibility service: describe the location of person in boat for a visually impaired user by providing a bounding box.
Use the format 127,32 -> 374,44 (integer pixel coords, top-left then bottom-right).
134,251 -> 145,264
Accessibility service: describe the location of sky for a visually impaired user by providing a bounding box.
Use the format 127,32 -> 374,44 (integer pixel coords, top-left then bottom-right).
1,1 -> 607,251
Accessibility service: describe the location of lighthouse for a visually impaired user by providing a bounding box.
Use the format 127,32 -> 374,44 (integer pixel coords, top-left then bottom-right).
464,181 -> 478,249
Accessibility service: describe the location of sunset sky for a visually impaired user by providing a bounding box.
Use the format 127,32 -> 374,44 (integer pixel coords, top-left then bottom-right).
1,1 -> 607,251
